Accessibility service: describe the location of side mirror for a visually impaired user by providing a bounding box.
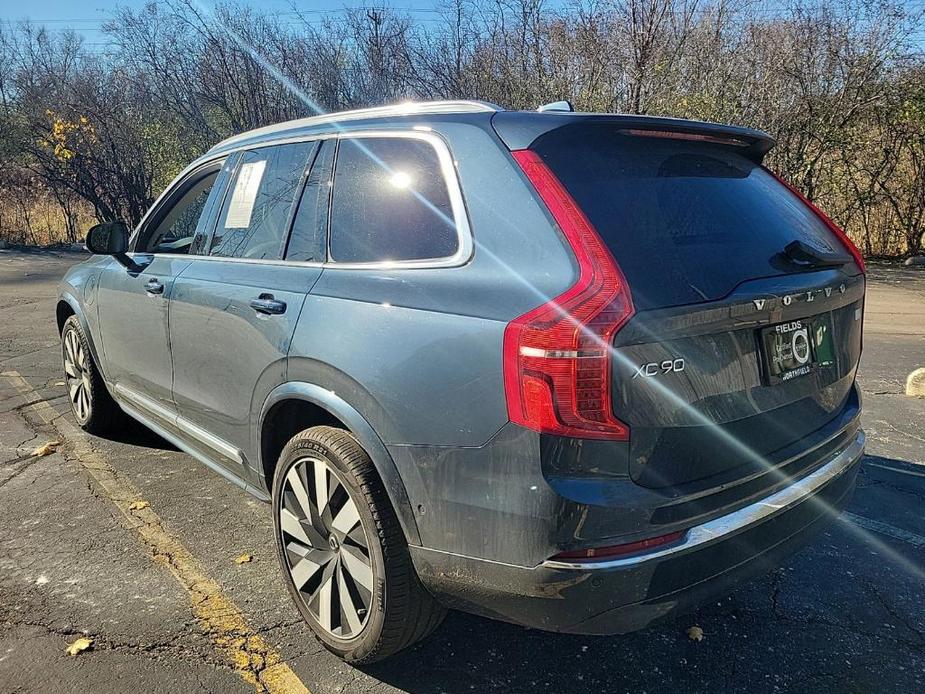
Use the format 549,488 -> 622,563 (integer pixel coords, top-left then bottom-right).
85,221 -> 141,271
86,221 -> 129,255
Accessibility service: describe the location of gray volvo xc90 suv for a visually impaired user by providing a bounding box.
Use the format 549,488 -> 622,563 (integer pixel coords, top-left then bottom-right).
57,100 -> 866,663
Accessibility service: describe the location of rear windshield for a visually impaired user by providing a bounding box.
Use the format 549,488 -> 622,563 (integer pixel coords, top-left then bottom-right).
531,124 -> 843,309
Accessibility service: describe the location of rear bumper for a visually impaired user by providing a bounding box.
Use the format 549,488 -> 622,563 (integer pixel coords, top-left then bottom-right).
411,429 -> 863,634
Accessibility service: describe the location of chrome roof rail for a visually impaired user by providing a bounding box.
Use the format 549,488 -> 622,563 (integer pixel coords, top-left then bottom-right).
211,100 -> 502,152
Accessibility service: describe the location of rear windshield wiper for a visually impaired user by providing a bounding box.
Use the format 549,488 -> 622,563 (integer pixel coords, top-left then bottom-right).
781,240 -> 853,268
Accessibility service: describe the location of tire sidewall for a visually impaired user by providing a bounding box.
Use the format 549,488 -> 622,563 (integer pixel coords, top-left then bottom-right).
271,432 -> 388,661
61,317 -> 93,426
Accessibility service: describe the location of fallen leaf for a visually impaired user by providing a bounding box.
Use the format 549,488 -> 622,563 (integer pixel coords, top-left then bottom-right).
31,440 -> 61,457
128,500 -> 150,511
235,553 -> 253,564
687,625 -> 705,642
66,637 -> 93,656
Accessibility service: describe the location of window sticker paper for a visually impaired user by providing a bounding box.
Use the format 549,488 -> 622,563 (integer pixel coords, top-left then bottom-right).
225,160 -> 266,228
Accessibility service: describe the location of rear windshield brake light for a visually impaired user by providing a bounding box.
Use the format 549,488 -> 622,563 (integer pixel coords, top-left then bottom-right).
619,128 -> 749,147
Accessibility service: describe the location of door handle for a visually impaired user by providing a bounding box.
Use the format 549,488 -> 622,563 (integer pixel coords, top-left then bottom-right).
145,278 -> 165,295
250,294 -> 287,315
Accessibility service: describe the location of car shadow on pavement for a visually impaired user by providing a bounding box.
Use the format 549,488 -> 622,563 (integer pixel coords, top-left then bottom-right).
104,416 -> 180,452
364,609 -> 695,692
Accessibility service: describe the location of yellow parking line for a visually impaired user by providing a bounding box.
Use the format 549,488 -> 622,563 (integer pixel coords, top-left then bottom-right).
3,370 -> 309,694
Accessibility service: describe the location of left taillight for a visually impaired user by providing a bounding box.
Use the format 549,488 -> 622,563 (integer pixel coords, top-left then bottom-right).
503,149 -> 634,441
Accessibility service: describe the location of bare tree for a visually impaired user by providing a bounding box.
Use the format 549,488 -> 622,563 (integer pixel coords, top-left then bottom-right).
0,0 -> 923,255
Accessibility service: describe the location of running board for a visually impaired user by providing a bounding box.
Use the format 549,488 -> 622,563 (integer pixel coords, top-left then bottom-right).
113,394 -> 269,503
113,383 -> 246,467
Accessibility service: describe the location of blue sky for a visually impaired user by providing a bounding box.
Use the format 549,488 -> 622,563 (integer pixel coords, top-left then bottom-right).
0,1 -> 448,46
2,1 -> 923,49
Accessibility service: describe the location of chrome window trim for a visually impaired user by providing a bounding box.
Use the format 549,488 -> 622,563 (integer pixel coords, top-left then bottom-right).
128,252 -> 324,268
542,430 -> 865,571
129,130 -> 472,271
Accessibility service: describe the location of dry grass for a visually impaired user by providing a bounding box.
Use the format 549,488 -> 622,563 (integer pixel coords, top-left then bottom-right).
0,197 -> 95,246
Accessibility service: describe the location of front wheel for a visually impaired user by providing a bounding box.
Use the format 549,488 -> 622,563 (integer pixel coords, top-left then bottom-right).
272,426 -> 445,663
61,315 -> 120,434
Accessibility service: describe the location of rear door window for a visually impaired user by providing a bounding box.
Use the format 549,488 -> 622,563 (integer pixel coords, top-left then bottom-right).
532,124 -> 844,309
211,143 -> 312,260
329,137 -> 458,263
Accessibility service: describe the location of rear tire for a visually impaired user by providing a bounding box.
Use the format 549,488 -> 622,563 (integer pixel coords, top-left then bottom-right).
61,315 -> 121,434
272,425 -> 445,663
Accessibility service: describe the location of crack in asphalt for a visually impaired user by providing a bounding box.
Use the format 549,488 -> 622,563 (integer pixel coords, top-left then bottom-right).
0,617 -> 238,670
0,371 -> 310,694
879,420 -> 925,445
1,393 -> 68,416
0,457 -> 45,491
0,412 -> 47,488
863,581 -> 925,644
0,345 -> 59,367
859,474 -> 925,502
764,567 -> 924,652
769,600 -> 925,653
50,429 -> 307,693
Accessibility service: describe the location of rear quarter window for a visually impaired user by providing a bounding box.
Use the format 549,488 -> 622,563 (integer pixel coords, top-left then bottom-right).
329,136 -> 458,264
532,124 -> 844,309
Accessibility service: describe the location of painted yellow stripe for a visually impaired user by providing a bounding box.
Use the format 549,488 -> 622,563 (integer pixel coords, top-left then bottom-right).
3,371 -> 309,694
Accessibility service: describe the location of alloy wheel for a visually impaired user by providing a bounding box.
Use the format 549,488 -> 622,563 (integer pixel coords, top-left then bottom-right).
63,328 -> 91,422
279,456 -> 375,639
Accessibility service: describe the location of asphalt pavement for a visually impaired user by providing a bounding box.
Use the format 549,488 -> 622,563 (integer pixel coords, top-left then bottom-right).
1,247 -> 923,693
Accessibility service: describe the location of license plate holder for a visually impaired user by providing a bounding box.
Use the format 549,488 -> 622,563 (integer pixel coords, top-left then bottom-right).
760,315 -> 836,384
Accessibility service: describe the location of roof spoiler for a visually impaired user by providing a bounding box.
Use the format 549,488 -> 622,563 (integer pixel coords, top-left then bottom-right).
491,111 -> 775,163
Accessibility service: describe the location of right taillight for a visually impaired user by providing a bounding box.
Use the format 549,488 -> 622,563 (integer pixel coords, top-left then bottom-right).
766,168 -> 866,274
504,149 -> 634,441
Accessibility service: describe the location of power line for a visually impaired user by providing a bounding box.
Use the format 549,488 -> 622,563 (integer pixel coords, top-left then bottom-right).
4,1 -> 924,35
8,0 -> 921,25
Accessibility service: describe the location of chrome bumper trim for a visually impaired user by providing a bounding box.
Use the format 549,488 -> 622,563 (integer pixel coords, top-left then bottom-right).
543,430 -> 865,571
